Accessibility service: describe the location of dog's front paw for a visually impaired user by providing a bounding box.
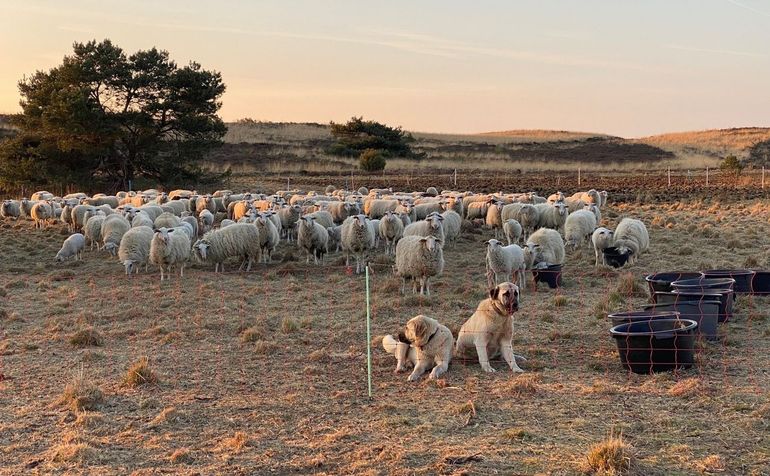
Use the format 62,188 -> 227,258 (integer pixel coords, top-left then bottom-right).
481,365 -> 496,373
510,366 -> 525,373
407,373 -> 422,382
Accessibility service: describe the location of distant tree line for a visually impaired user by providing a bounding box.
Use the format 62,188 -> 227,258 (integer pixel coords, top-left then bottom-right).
327,116 -> 423,171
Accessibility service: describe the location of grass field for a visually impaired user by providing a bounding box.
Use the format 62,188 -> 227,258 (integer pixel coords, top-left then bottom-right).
2,196 -> 770,474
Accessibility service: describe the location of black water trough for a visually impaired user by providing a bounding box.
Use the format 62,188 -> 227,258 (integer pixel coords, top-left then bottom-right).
645,271 -> 704,295
671,277 -> 735,292
644,301 -> 720,342
702,269 -> 754,294
607,310 -> 680,328
609,318 -> 698,374
654,290 -> 733,323
751,270 -> 770,295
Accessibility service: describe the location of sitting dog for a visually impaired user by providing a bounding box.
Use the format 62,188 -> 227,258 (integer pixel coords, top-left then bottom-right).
382,314 -> 454,381
454,282 -> 524,373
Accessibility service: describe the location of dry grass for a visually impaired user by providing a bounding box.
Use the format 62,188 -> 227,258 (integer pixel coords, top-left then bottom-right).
58,374 -> 104,412
169,448 -> 194,464
582,433 -> 633,475
69,327 -> 104,348
50,442 -> 97,464
124,356 -> 159,387
215,431 -> 250,453
668,378 -> 702,397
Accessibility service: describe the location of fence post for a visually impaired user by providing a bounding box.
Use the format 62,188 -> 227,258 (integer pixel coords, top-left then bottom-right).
453,169 -> 457,187
706,167 -> 709,186
763,167 -> 766,189
365,266 -> 372,399
351,171 -> 354,191
578,168 -> 581,187
667,167 -> 671,187
286,177 -> 290,191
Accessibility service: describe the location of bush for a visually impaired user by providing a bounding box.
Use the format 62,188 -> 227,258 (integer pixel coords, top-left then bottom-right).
719,155 -> 743,175
359,148 -> 386,172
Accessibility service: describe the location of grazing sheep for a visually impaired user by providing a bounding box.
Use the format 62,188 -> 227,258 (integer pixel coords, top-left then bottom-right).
1,200 -> 21,220
100,214 -> 131,256
485,239 -> 526,292
563,209 -> 597,251
534,202 -> 568,233
255,212 -> 279,263
118,226 -> 154,274
154,212 -> 182,229
55,233 -> 85,262
83,215 -> 106,251
192,223 -> 261,273
503,219 -> 523,245
297,215 -> 330,265
394,235 -> 445,296
379,211 -> 404,256
198,209 -> 215,235
403,212 -> 445,243
613,218 -> 649,265
440,210 -> 461,245
150,227 -> 192,280
31,201 -> 54,228
501,203 -> 538,241
341,214 -> 375,273
592,227 -> 614,266
485,201 -> 505,239
524,228 -> 565,269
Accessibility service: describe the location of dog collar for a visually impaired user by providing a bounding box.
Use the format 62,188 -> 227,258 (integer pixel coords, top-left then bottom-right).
418,328 -> 439,349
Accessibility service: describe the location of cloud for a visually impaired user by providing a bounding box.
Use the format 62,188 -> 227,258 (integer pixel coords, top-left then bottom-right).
724,0 -> 770,18
666,43 -> 765,58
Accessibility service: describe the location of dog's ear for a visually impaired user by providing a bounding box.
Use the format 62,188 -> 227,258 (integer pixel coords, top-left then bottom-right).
412,319 -> 427,339
489,286 -> 500,300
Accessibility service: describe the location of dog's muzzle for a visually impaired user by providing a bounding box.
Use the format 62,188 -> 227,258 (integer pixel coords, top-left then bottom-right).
397,331 -> 412,344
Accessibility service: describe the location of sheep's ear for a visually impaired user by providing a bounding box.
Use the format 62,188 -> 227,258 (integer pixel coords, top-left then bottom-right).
484,240 -> 491,245
419,237 -> 428,242
489,286 -> 500,300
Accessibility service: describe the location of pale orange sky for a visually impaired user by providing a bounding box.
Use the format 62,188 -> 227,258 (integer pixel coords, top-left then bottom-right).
1,0 -> 769,137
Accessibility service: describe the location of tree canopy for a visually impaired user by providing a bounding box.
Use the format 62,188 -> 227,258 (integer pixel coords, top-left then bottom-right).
0,39 -> 227,193
327,117 -> 420,159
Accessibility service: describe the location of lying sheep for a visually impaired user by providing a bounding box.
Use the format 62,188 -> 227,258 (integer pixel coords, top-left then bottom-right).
255,212 -> 280,263
341,214 -> 375,273
118,226 -> 154,274
534,202 -> 568,233
485,239 -> 526,293
592,227 -> 614,266
613,218 -> 649,265
151,227 -> 192,280
55,233 -> 85,262
395,235 -> 445,296
524,228 -> 565,269
503,219 -> 522,245
192,223 -> 261,273
403,212 -> 445,243
379,211 -> 404,256
298,215 -> 330,265
563,209 -> 597,251
501,203 -> 538,241
101,214 -> 131,256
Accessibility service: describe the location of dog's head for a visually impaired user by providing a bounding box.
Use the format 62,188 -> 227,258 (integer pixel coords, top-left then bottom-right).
404,314 -> 436,348
490,282 -> 520,315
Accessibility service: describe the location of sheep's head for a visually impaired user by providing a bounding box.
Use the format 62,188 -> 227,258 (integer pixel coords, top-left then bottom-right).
420,235 -> 442,252
153,227 -> 173,246
55,250 -> 66,262
555,202 -> 567,216
485,239 -> 501,251
123,259 -> 136,274
193,239 -> 210,260
427,213 -> 443,230
103,242 -> 118,256
523,242 -> 540,268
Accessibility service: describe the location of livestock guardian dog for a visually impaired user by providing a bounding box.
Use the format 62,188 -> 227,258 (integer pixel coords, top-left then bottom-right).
455,282 -> 524,373
382,314 -> 454,381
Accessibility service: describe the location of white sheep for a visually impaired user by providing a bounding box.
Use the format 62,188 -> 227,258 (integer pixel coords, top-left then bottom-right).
192,223 -> 261,273
181,216 -> 199,239
305,210 -> 334,229
403,212 -> 445,243
485,239 -> 526,293
592,227 -> 614,266
297,215 -> 330,265
1,200 -> 21,220
379,211 -> 404,256
501,203 -> 538,241
150,227 -> 192,280
255,212 -> 279,263
277,204 -> 302,241
341,214 -> 375,273
440,210 -> 461,245
100,214 -> 131,256
154,212 -> 182,229
83,214 -> 106,251
175,221 -> 196,242
586,203 -> 602,224
613,218 -> 649,265
570,189 -> 601,206
534,202 -> 568,233
198,209 -> 215,234
394,235 -> 445,296
219,219 -> 235,228
31,201 -> 54,228
503,219 -> 522,245
138,204 -> 164,222
563,209 -> 597,251
414,201 -> 446,220
195,195 -> 217,217
524,228 -> 565,269
118,226 -> 154,274
131,211 -> 154,229
599,190 -> 609,208
55,233 -> 85,262
485,201 -> 505,239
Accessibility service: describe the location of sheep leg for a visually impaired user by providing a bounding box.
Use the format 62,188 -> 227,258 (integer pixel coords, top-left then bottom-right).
180,264 -> 185,278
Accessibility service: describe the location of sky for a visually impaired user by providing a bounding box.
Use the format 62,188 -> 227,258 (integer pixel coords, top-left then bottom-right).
0,0 -> 768,137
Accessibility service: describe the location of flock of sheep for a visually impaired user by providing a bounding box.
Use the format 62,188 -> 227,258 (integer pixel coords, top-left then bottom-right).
0,186 -> 650,290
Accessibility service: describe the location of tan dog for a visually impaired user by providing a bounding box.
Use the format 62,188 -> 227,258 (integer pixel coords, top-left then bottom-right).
454,282 -> 524,373
382,314 -> 454,381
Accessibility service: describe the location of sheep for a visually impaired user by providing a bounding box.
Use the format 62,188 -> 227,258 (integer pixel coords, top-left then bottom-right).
368,219 -> 381,249
31,191 -> 53,201
305,210 -> 334,229
341,214 -> 375,273
397,210 -> 412,229
379,211 -> 404,256
586,203 -> 602,225
60,204 -> 75,231
534,202 -> 568,233
444,195 -> 464,217
547,192 -> 565,204
394,235 -> 444,296
55,233 -> 85,262
150,227 -> 192,280
440,210 -> 461,245
30,201 -> 54,228
501,203 -> 539,241
118,226 -> 154,274
265,211 -> 282,238
63,192 -> 87,200
138,205 -> 164,222
100,214 -> 131,256
83,214 -> 106,251
485,201 -> 505,239
570,189 -> 601,206
425,186 -> 439,196
83,196 -> 119,208
231,201 -> 253,221
162,200 -> 188,216
524,228 -> 565,269
327,225 -> 342,253
192,223 -> 261,273
503,219 -> 523,245
19,198 -> 35,219
1,200 -> 21,220
131,211 -> 154,229
613,218 -> 649,265
599,190 -> 609,208
175,222 -> 196,242
364,199 -> 398,218
403,212 -> 445,243
563,209 -> 597,251
198,209 -> 215,235
277,204 -> 302,241
254,212 -> 279,263
485,239 -> 526,293
298,215 -> 330,265
592,227 -> 614,266
71,205 -> 95,231
219,219 -> 235,228
154,212 -> 182,229
414,201 -> 446,220
181,216 -> 199,239
195,195 -> 217,217
168,189 -> 194,200
564,198 -> 586,214
323,201 -> 352,224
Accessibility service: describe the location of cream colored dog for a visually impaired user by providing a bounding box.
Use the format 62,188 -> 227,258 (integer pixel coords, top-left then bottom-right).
382,314 -> 454,381
454,282 -> 524,373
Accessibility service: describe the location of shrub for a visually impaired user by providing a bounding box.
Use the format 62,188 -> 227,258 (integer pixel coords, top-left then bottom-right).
719,155 -> 743,175
359,148 -> 386,172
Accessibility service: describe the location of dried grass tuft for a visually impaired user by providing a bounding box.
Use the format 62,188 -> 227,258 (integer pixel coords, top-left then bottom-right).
69,327 -> 104,348
582,432 -> 633,475
58,374 -> 104,412
124,356 -> 159,387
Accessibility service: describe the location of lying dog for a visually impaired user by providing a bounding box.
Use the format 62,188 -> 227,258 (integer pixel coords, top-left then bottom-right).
382,314 -> 454,381
454,282 -> 524,373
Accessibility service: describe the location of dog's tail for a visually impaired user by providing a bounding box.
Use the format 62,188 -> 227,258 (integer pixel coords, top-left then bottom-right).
382,334 -> 399,355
